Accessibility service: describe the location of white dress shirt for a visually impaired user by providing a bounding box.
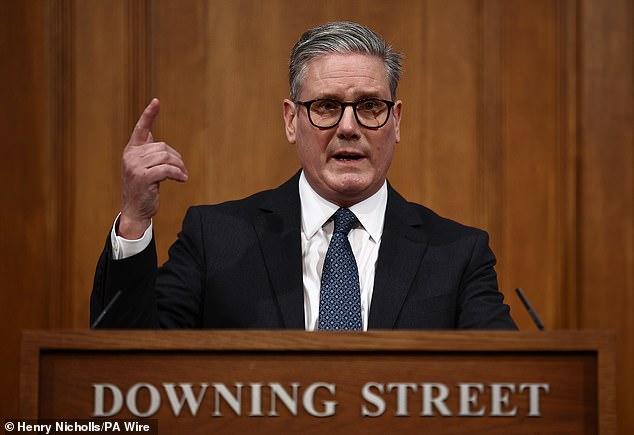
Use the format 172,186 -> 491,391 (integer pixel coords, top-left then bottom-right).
111,171 -> 388,331
110,214 -> 153,260
298,172 -> 386,331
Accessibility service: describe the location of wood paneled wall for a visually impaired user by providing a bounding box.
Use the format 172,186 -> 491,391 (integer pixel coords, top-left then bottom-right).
1,0 -> 631,430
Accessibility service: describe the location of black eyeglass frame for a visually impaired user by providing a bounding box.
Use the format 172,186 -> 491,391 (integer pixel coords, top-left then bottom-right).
295,98 -> 396,129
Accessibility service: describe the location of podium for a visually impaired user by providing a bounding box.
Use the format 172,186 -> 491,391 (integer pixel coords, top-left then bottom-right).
21,330 -> 615,434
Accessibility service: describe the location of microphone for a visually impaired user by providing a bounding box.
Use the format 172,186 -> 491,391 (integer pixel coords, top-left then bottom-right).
515,288 -> 545,330
90,290 -> 122,329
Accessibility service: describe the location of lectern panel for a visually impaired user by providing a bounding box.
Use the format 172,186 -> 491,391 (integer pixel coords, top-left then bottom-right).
38,351 -> 596,434
21,331 -> 615,434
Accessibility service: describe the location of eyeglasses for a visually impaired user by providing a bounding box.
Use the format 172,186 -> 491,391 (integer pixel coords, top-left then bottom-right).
296,98 -> 395,129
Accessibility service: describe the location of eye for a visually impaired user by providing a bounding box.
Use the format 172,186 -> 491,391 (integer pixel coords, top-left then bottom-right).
358,100 -> 383,111
313,100 -> 340,112
361,101 -> 376,110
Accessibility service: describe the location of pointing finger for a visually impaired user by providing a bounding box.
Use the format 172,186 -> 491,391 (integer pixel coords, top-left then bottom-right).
129,98 -> 160,146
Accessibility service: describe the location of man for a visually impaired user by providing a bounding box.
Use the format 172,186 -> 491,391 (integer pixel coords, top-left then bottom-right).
91,21 -> 516,330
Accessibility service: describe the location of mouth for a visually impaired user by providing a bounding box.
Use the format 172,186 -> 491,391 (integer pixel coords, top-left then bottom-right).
332,151 -> 365,161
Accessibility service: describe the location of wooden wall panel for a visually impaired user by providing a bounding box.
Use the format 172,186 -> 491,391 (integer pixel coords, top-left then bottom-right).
498,1 -> 563,329
71,1 -> 128,327
579,0 -> 633,432
413,1 -> 481,225
145,0 -> 211,264
0,0 -> 631,430
201,0 -> 295,199
0,0 -> 57,417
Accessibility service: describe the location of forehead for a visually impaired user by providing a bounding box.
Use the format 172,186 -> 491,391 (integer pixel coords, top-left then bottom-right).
300,53 -> 390,99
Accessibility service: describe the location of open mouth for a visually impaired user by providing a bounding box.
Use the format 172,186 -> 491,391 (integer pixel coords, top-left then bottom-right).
333,153 -> 364,161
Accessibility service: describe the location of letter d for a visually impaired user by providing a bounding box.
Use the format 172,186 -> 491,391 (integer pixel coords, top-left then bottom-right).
93,383 -> 123,417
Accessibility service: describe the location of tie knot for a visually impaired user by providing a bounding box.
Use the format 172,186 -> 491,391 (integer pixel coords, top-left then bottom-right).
333,208 -> 359,236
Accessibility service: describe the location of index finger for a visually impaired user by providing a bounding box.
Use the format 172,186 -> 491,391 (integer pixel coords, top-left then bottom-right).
129,98 -> 160,146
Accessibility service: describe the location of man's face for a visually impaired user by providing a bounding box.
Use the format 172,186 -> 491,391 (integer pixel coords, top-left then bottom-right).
283,53 -> 402,207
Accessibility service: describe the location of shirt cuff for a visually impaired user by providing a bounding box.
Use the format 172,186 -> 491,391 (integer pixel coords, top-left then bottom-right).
110,213 -> 153,260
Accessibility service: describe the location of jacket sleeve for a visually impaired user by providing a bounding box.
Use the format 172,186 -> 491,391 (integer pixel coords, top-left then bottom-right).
90,231 -> 160,328
90,207 -> 206,328
456,230 -> 517,329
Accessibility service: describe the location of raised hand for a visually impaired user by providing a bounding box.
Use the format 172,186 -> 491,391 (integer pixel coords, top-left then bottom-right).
119,98 -> 188,239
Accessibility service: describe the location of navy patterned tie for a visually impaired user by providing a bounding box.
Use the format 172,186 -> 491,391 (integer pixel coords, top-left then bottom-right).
318,208 -> 362,330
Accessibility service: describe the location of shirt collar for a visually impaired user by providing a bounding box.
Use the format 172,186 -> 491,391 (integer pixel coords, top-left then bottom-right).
299,171 -> 387,243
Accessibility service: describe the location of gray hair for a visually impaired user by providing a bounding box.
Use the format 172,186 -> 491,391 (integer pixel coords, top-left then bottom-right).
289,21 -> 403,101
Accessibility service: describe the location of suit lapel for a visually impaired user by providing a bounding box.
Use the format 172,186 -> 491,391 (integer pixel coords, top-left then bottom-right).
368,186 -> 429,329
252,175 -> 429,330
253,173 -> 305,329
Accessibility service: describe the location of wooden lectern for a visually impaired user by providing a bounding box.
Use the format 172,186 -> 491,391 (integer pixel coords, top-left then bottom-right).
21,330 -> 615,434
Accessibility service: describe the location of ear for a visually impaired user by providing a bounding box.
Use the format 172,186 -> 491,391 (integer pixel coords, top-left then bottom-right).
392,100 -> 403,143
283,99 -> 297,144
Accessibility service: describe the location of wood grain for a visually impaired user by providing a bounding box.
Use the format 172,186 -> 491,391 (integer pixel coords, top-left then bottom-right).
578,1 -> 633,433
1,0 -> 631,430
0,0 -> 58,417
21,330 -> 615,434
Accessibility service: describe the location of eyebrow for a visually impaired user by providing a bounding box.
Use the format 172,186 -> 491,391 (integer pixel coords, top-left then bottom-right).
313,93 -> 386,101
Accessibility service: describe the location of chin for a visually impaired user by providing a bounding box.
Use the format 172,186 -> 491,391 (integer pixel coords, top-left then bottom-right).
330,175 -> 369,192
329,179 -> 377,204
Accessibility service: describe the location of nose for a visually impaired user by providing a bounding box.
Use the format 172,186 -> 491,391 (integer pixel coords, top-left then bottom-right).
336,105 -> 361,139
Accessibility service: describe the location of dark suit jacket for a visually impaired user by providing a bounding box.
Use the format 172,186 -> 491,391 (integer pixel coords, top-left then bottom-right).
91,173 -> 516,329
